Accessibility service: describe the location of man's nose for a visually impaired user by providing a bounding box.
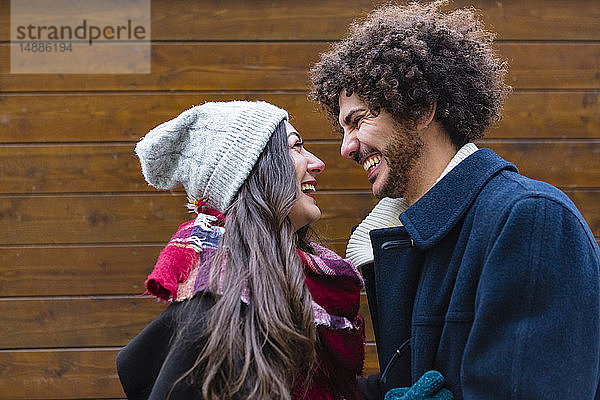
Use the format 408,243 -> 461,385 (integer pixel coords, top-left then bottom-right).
340,131 -> 359,160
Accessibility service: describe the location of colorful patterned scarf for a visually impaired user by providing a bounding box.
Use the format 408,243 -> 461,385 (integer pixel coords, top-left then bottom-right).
145,212 -> 364,331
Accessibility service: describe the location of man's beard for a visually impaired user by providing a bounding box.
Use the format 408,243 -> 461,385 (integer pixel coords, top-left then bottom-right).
378,125 -> 424,199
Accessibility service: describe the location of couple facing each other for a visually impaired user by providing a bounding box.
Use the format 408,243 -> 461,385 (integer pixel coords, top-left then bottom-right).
117,2 -> 600,400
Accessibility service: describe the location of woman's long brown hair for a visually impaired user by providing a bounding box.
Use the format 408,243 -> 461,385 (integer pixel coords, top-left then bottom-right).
170,121 -> 316,399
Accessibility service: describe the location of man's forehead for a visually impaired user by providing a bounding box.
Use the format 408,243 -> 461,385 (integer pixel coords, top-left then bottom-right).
339,90 -> 368,109
338,91 -> 368,124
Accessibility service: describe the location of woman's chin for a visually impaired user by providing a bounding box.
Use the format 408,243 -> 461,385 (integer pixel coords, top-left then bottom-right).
291,206 -> 321,232
308,206 -> 322,225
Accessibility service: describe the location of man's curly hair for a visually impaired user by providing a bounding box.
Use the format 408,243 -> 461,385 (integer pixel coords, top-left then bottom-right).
309,1 -> 511,148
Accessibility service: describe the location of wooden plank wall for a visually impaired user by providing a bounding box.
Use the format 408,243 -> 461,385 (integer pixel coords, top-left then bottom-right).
0,0 -> 598,398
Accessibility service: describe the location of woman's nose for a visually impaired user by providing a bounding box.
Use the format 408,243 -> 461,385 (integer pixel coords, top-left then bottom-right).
306,151 -> 325,175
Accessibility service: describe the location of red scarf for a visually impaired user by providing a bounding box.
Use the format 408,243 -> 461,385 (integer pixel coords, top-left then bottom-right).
296,245 -> 365,400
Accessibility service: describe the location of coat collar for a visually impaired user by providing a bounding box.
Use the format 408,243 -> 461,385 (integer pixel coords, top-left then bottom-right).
399,148 -> 517,249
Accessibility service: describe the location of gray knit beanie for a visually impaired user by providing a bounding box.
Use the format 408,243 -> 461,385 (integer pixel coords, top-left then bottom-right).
135,101 -> 288,213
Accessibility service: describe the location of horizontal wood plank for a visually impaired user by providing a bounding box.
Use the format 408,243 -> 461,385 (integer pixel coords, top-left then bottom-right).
0,294 -> 373,348
0,189 -> 596,246
0,246 -> 161,296
502,43 -> 600,89
492,91 -> 600,140
484,141 -> 600,189
0,242 -> 349,297
0,93 -> 331,142
1,142 -> 599,194
0,143 -> 363,193
0,144 -> 145,193
148,0 -> 600,41
0,345 -> 379,399
0,194 -> 190,245
1,43 -> 598,92
149,0 -> 377,41
0,297 -> 166,349
1,0 -> 598,41
1,91 -> 599,143
0,348 -> 125,399
452,0 -> 600,41
0,192 -> 378,245
0,43 -> 323,92
0,187 -> 597,292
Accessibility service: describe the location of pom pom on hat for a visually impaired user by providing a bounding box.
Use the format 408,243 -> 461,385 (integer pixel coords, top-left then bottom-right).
135,101 -> 288,213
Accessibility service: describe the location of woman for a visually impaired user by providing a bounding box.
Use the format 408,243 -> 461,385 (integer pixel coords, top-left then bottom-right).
117,101 -> 365,400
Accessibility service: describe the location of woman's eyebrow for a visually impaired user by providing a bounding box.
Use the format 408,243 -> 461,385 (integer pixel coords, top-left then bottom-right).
288,132 -> 302,140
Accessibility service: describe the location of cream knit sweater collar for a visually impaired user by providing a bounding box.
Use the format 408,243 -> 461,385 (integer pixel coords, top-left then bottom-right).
345,143 -> 478,267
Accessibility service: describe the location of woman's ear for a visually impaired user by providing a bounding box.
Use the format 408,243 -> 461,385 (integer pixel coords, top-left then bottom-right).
416,101 -> 437,131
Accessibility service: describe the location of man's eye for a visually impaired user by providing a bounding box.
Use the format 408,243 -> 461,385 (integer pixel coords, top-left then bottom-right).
353,116 -> 363,126
293,140 -> 304,148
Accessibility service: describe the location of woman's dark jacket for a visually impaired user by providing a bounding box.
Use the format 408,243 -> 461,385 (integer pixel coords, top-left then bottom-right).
117,294 -> 213,399
117,245 -> 365,399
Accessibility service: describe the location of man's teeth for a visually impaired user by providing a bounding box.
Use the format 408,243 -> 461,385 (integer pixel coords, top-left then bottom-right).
363,155 -> 382,171
301,183 -> 315,193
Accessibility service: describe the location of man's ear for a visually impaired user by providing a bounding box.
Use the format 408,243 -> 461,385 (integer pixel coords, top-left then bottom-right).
416,101 -> 437,131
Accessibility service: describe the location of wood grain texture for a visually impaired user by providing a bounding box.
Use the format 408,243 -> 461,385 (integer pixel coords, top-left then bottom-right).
0,194 -> 189,245
501,43 -> 600,90
364,343 -> 379,375
0,92 -> 331,142
0,192 -> 378,245
484,141 -> 600,189
567,190 -> 600,237
0,245 -> 160,296
1,187 -> 596,293
0,190 -> 596,247
0,293 -> 372,349
1,91 -> 599,143
1,43 -> 599,92
489,91 -> 600,140
0,144 -> 145,194
0,296 -> 166,349
0,346 -> 380,399
0,143 -> 367,193
0,348 -> 126,400
1,0 -> 599,41
0,0 -> 597,398
452,0 -> 600,41
1,142 -> 598,194
0,242 -> 352,297
0,42 -> 324,92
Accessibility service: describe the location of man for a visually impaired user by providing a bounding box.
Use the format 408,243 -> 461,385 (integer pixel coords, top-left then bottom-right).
309,2 -> 600,400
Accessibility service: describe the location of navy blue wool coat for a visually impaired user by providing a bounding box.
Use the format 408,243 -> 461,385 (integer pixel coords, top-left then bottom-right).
359,148 -> 600,400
